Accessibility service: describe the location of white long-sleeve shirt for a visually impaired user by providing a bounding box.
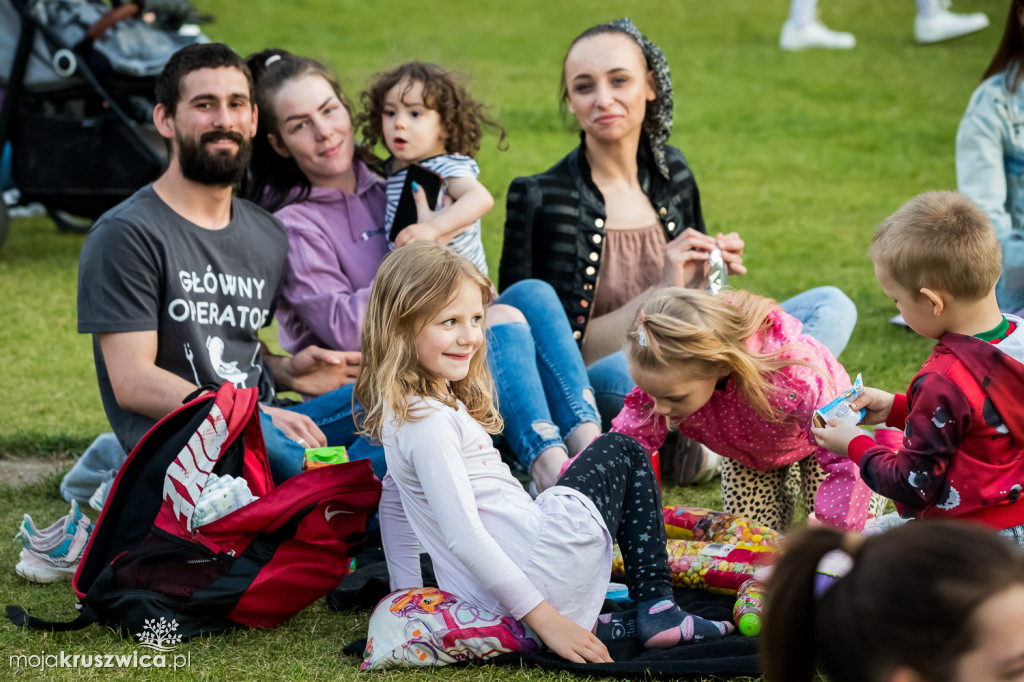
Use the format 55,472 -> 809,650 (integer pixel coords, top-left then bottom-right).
380,397 -> 611,627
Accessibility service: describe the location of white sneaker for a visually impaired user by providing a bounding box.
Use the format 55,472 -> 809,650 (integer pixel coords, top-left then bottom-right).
14,502 -> 92,584
780,18 -> 856,51
914,9 -> 989,44
89,479 -> 111,511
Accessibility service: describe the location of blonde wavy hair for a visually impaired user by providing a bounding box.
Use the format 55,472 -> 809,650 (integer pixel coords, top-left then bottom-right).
627,288 -> 824,423
355,242 -> 502,442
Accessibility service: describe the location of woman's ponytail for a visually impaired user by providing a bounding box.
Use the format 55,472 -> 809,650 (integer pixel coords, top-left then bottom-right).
762,527 -> 846,682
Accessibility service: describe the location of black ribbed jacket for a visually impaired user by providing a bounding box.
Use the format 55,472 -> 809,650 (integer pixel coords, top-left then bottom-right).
498,141 -> 705,344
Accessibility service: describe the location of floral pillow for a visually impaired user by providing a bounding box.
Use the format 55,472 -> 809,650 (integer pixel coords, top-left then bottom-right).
361,588 -> 540,669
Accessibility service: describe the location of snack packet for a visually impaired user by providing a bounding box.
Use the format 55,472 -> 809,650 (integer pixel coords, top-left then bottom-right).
612,538 -> 780,595
706,246 -> 728,294
663,506 -> 779,547
812,373 -> 865,429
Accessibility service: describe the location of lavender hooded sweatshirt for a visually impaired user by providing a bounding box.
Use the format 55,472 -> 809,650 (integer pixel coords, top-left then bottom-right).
274,159 -> 389,353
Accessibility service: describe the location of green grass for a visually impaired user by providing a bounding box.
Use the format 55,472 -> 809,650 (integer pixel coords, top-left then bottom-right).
0,0 -> 997,678
0,478 -> 736,681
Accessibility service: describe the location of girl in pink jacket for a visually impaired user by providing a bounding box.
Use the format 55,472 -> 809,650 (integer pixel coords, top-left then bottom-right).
612,288 -> 886,531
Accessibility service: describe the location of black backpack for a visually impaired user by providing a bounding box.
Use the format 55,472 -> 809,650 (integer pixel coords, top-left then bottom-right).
8,382 -> 381,641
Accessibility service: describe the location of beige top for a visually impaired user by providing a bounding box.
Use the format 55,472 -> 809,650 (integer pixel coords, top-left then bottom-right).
591,222 -> 666,318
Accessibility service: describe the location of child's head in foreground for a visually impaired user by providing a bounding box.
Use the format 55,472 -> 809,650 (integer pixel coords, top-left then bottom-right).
356,61 -> 506,164
871,191 -> 1001,339
355,242 -> 500,441
761,520 -> 1024,682
625,287 -> 811,423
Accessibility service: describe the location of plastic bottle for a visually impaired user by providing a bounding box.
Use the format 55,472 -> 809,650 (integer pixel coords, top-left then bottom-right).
733,578 -> 765,637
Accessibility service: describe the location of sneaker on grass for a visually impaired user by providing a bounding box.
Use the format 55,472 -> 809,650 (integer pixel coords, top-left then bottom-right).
914,8 -> 988,44
14,500 -> 92,584
780,18 -> 856,51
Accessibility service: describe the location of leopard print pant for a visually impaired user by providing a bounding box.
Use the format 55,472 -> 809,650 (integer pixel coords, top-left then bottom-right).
719,456 -> 888,532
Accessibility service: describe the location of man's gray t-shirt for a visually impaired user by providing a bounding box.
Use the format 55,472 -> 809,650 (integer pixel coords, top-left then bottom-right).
77,185 -> 288,451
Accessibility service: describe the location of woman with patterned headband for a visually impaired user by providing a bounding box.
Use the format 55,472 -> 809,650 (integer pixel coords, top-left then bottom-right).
499,18 -> 857,480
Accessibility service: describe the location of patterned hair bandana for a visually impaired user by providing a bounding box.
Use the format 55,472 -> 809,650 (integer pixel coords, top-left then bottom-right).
609,17 -> 673,179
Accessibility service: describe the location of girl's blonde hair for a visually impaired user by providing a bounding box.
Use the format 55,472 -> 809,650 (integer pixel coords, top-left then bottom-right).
628,288 -> 822,422
355,242 -> 501,441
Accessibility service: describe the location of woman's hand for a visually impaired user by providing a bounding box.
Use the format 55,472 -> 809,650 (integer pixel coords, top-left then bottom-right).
522,601 -> 613,664
715,231 -> 747,275
260,404 -> 327,449
262,343 -> 361,395
663,228 -> 715,288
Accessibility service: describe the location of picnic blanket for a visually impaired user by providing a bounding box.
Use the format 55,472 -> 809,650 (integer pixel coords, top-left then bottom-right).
330,547 -> 761,678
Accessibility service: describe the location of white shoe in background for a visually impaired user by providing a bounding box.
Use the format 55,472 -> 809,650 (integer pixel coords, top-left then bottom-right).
914,8 -> 988,44
780,18 -> 856,51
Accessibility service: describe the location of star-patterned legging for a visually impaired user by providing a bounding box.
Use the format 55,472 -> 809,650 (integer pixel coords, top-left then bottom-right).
557,432 -> 672,603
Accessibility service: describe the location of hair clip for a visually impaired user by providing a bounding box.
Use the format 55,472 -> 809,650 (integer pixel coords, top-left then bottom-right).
813,547 -> 855,599
637,309 -> 649,348
264,54 -> 282,67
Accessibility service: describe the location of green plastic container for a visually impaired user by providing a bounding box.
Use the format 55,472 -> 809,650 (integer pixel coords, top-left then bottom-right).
303,446 -> 349,469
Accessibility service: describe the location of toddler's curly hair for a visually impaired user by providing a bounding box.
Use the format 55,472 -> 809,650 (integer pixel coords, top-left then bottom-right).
356,61 -> 506,157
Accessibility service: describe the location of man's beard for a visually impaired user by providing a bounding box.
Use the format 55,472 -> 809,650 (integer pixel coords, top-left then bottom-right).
176,129 -> 252,186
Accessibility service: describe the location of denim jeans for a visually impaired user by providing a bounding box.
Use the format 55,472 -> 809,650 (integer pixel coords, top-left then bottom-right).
777,285 -> 857,359
585,285 -> 859,431
587,351 -> 634,432
61,432 -> 128,504
260,383 -> 385,484
488,279 -> 602,472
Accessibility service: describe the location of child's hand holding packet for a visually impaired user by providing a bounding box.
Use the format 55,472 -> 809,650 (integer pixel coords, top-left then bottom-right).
813,373 -> 866,429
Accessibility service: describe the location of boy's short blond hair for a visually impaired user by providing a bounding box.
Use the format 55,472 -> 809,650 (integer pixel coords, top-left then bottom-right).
870,191 -> 1002,301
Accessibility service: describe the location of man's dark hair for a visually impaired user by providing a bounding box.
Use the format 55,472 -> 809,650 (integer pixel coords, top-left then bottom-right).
155,43 -> 254,116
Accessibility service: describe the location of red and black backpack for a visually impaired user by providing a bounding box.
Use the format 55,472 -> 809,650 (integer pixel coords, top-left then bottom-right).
7,382 -> 381,640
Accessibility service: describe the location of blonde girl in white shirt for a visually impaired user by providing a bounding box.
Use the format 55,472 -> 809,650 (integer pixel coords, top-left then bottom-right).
355,242 -> 733,662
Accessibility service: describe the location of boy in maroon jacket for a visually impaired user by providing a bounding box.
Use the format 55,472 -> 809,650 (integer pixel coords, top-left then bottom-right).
813,191 -> 1024,543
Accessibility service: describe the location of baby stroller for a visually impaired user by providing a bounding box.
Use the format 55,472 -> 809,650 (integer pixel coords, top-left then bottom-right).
0,0 -> 211,250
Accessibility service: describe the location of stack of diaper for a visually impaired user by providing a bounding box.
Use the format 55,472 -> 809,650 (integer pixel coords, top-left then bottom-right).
190,474 -> 259,528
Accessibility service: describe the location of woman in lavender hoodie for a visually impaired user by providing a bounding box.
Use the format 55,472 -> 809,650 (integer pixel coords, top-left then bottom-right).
245,50 -> 602,492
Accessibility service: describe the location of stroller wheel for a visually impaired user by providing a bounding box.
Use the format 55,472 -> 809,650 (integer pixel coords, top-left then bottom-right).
46,208 -> 92,235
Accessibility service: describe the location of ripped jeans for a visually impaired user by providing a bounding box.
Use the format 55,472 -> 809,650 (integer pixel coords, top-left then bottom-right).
488,280 -> 602,472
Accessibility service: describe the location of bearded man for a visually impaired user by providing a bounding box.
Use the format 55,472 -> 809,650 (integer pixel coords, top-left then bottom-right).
77,43 -> 380,482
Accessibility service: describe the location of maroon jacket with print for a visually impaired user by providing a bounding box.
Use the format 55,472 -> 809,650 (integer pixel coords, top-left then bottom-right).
848,328 -> 1024,529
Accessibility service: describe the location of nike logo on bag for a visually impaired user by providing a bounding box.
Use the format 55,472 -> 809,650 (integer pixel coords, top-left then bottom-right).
324,506 -> 353,522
